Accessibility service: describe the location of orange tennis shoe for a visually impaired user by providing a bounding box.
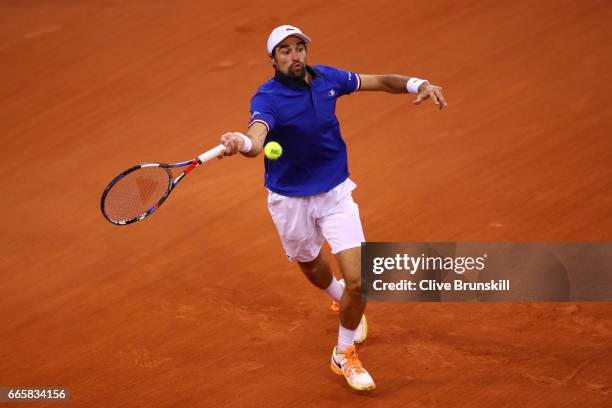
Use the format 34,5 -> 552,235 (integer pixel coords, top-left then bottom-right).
330,345 -> 376,391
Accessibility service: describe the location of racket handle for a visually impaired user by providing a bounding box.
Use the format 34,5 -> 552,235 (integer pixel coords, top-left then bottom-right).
198,144 -> 226,164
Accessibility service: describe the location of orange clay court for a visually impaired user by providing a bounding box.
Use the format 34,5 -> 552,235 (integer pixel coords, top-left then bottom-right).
1,1 -> 611,406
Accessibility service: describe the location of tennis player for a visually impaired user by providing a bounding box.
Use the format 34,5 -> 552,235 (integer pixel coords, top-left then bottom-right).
218,25 -> 447,391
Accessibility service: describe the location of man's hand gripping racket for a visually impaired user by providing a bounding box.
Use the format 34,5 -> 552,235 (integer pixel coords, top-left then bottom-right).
100,144 -> 226,225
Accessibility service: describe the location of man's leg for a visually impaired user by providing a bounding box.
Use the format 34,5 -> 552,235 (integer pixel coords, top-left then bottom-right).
315,179 -> 365,327
335,246 -> 365,330
317,179 -> 374,390
297,251 -> 333,289
335,246 -> 367,350
298,251 -> 345,302
330,245 -> 375,390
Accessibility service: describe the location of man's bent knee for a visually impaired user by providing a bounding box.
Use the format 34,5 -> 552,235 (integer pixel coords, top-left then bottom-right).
344,278 -> 361,298
298,254 -> 333,289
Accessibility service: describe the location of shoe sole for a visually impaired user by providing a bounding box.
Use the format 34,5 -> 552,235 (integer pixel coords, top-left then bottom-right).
330,353 -> 376,391
354,314 -> 368,344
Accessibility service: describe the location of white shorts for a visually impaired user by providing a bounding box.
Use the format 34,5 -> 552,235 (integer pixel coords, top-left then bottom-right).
267,178 -> 365,262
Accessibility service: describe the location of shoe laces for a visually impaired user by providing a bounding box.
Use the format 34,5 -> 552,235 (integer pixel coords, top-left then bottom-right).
342,346 -> 365,374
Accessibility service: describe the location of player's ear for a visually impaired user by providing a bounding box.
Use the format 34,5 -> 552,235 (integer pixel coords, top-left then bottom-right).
270,56 -> 277,69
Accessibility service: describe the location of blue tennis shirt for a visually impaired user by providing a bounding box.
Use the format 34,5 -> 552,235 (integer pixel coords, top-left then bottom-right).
249,65 -> 361,196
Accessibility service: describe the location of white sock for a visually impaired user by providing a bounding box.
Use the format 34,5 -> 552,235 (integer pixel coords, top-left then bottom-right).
325,277 -> 344,302
337,325 -> 355,353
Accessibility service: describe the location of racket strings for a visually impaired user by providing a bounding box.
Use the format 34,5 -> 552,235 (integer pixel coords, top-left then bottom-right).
103,166 -> 172,222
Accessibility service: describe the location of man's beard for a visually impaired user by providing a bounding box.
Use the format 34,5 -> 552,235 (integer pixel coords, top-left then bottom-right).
287,62 -> 305,79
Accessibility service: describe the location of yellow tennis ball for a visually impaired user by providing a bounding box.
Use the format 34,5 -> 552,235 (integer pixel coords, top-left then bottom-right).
264,141 -> 283,160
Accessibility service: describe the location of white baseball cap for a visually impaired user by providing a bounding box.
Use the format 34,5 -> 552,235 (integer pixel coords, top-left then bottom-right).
267,25 -> 311,56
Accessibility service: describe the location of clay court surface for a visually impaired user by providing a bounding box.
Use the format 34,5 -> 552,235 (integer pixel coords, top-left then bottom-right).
1,1 -> 611,406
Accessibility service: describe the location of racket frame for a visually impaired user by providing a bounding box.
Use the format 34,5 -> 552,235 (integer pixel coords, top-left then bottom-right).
101,144 -> 225,225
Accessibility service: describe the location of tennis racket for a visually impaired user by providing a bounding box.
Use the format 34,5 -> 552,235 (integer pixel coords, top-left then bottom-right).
101,144 -> 226,225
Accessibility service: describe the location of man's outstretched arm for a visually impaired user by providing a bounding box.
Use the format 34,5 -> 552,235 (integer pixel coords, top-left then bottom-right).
217,121 -> 268,158
359,74 -> 447,109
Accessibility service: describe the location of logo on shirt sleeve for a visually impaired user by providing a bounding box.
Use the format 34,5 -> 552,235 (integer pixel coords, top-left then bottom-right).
328,89 -> 336,97
251,111 -> 261,119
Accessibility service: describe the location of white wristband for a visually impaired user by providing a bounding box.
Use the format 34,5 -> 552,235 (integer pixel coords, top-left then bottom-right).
237,132 -> 253,153
406,77 -> 428,94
